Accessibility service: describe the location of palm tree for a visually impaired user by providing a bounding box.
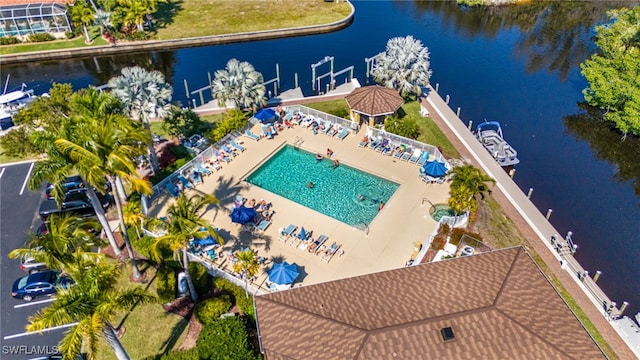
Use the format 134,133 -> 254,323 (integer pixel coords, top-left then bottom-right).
69,0 -> 95,43
108,66 -> 173,173
27,258 -> 156,360
447,165 -> 496,214
8,214 -> 103,272
118,0 -> 161,32
52,89 -> 152,281
123,200 -> 145,239
151,193 -> 220,302
211,58 -> 266,111
94,9 -> 113,33
371,35 -> 433,98
232,249 -> 259,297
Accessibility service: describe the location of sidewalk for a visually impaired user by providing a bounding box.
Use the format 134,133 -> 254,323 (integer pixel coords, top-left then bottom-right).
421,86 -> 635,359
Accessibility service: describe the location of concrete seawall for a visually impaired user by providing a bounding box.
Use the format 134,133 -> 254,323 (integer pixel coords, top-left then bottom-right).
0,2 -> 355,65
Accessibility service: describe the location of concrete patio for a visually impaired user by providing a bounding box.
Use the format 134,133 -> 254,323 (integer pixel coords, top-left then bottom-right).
146,122 -> 451,290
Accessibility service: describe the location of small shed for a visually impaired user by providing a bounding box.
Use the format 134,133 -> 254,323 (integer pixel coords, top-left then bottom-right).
345,85 -> 404,127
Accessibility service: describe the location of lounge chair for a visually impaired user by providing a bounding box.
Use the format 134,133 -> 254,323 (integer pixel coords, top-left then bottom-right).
300,116 -> 314,128
393,146 -> 407,159
221,144 -> 238,157
230,139 -> 246,152
283,109 -> 294,121
409,149 -> 422,163
177,175 -> 194,189
245,128 -> 260,141
190,170 -> 203,184
401,147 -> 413,161
307,234 -> 328,255
278,224 -> 297,243
165,182 -> 180,197
416,152 -> 430,166
289,226 -> 311,248
254,219 -> 271,232
262,125 -> 274,139
327,125 -> 339,137
337,127 -> 349,140
376,139 -> 390,153
381,144 -> 393,156
215,150 -> 232,163
358,137 -> 370,148
320,121 -> 332,134
369,137 -> 382,150
195,162 -> 212,176
321,242 -> 341,263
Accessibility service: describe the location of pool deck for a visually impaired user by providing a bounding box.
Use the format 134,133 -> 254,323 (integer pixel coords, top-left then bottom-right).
147,123 -> 450,289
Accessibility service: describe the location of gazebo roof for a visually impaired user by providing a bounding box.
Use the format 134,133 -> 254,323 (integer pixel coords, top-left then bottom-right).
345,85 -> 404,117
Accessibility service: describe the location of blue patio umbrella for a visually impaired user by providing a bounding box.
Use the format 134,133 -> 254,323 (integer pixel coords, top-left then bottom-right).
230,206 -> 257,225
254,108 -> 278,124
267,261 -> 299,285
298,227 -> 307,240
193,228 -> 225,246
423,160 -> 448,177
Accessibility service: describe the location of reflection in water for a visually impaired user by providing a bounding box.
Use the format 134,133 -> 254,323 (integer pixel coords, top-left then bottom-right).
564,103 -> 640,200
408,0 -> 634,81
82,51 -> 178,87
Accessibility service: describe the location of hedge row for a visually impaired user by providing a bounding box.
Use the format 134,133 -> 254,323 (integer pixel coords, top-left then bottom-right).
212,277 -> 255,320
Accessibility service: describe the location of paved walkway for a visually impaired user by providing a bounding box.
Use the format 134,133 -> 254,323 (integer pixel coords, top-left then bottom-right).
422,86 -> 636,359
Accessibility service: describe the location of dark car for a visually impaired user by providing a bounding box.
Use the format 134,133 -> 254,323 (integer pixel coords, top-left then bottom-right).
11,270 -> 74,301
39,188 -> 112,221
45,175 -> 111,200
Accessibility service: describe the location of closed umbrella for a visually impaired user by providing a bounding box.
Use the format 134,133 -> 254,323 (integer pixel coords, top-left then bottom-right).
423,160 -> 448,177
230,206 -> 257,225
267,261 -> 299,285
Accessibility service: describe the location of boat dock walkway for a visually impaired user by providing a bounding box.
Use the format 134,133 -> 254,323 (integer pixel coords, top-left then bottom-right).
421,85 -> 638,359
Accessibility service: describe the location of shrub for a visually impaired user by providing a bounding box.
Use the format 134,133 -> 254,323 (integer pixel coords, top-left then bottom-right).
194,295 -> 232,325
449,228 -> 483,246
430,223 -> 450,251
0,127 -> 39,158
384,115 -> 420,139
65,31 -> 75,39
163,107 -> 212,138
212,277 -> 255,321
157,267 -> 176,303
205,109 -> 249,143
0,36 -> 20,45
188,261 -> 210,297
197,317 -> 258,360
28,33 -> 54,42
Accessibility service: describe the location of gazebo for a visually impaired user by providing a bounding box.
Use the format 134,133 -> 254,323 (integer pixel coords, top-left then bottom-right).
345,85 -> 404,127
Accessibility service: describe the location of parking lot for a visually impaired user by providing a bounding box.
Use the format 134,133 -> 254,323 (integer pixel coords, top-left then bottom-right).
0,162 -> 67,360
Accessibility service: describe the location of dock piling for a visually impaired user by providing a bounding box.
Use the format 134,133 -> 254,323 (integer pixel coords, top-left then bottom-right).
593,270 -> 602,283
445,95 -> 450,104
456,107 -> 461,117
527,188 -> 533,199
546,209 -> 553,219
620,301 -> 629,315
468,120 -> 473,130
435,83 -> 439,92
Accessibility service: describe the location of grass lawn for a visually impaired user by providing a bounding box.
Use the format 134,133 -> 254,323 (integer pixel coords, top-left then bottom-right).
305,99 -> 460,159
98,263 -> 189,360
154,0 -> 352,39
0,27 -> 108,56
0,143 -> 39,164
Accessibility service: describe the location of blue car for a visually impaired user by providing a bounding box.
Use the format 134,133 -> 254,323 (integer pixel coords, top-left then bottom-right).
11,270 -> 73,302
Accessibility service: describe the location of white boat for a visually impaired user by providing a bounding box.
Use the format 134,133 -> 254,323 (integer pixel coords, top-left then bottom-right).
475,120 -> 519,167
0,83 -> 39,131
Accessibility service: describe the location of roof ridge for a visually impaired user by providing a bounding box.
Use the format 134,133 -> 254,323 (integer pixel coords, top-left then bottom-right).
491,246 -> 522,306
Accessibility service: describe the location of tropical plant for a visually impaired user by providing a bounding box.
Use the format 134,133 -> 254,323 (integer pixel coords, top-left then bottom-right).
30,88 -> 152,279
232,249 -> 260,297
8,214 -> 103,272
384,115 -> 420,139
108,66 -> 173,172
447,165 -> 495,214
163,106 -> 212,138
371,35 -> 433,98
27,258 -> 156,360
581,7 -> 640,137
123,199 -> 145,238
151,193 -> 220,301
116,0 -> 162,31
94,9 -> 113,33
194,295 -> 232,325
206,109 -> 249,143
68,0 -> 95,43
211,58 -> 266,111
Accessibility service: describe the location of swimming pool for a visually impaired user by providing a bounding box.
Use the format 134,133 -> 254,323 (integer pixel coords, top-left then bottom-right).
245,145 -> 400,227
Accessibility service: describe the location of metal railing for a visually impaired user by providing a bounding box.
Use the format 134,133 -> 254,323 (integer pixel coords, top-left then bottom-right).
288,104 -> 361,133
366,127 -> 449,165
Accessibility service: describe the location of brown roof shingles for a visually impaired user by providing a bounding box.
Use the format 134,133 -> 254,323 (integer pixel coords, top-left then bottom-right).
255,247 -> 605,359
345,85 -> 404,117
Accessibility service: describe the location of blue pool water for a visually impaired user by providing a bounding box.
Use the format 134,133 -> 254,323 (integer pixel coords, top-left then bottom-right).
246,145 -> 399,227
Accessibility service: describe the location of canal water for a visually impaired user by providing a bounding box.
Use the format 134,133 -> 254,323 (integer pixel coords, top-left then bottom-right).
4,1 -> 639,316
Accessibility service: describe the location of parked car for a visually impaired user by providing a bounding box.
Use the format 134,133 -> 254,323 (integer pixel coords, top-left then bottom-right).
45,175 -> 112,200
11,270 -> 74,301
19,247 -> 48,273
39,188 -> 112,221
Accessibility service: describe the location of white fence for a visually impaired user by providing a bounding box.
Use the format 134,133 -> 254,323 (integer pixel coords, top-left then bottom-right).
412,211 -> 468,265
288,104 -> 361,133
187,252 -> 265,296
366,127 -> 448,165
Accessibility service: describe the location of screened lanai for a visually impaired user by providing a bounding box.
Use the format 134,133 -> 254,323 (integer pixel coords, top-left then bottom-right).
0,1 -> 72,38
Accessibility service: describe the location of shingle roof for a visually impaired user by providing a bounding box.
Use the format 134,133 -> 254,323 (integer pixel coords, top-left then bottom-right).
255,247 -> 605,360
345,85 -> 404,117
